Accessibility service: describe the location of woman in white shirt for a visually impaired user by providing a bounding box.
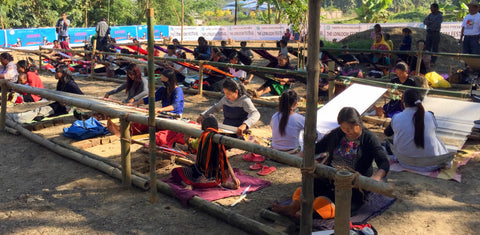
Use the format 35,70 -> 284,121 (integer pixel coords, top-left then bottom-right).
228,51 -> 246,83
384,89 -> 454,171
0,52 -> 19,82
163,45 -> 187,76
270,89 -> 305,156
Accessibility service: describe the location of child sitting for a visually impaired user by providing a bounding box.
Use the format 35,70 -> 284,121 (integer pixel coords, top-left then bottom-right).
171,116 -> 240,190
399,28 -> 412,62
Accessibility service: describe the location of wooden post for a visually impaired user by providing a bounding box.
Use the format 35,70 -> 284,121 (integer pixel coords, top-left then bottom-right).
120,118 -> 132,186
416,41 -> 424,76
90,39 -> 97,80
327,61 -> 335,101
334,171 -> 353,235
300,0 -> 321,234
198,61 -> 204,96
0,83 -> 7,131
147,8 -> 158,203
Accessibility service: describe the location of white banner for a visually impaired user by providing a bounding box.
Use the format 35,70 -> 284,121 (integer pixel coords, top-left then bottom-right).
169,22 -> 464,42
324,22 -> 462,41
440,22 -> 462,39
253,24 -> 289,40
228,25 -> 256,41
323,24 -> 362,42
168,26 -> 200,41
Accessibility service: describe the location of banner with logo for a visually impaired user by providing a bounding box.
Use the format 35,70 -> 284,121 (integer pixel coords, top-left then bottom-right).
69,27 -> 96,45
228,25 -> 255,41
154,25 -> 169,40
253,24 -> 288,40
110,26 -> 138,42
5,28 -> 55,47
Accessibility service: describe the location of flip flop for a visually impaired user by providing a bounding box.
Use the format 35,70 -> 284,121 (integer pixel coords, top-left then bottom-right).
249,162 -> 263,170
242,153 -> 265,162
257,166 -> 276,176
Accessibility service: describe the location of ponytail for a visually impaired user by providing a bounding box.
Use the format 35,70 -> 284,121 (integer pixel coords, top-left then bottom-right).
278,90 -> 297,136
413,101 -> 425,148
403,89 -> 425,148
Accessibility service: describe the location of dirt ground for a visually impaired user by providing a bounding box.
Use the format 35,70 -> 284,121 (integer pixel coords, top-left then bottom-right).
1,36 -> 480,234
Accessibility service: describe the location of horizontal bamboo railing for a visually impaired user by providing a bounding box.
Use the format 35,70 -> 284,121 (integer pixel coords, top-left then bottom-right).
0,80 -> 394,198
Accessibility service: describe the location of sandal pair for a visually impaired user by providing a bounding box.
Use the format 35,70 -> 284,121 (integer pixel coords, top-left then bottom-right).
249,163 -> 276,176
242,153 -> 265,162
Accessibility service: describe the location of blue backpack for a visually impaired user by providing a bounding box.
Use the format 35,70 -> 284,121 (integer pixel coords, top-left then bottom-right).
63,117 -> 110,140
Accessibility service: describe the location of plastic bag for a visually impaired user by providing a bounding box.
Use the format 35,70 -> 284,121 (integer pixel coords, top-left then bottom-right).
425,71 -> 451,88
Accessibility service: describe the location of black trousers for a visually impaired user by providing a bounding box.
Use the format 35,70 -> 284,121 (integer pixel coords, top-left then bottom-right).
425,30 -> 440,63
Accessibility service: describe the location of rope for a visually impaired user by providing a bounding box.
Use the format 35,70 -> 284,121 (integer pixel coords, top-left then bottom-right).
333,166 -> 363,193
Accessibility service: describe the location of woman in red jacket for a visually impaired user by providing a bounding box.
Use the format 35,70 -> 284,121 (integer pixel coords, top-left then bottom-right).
17,60 -> 45,102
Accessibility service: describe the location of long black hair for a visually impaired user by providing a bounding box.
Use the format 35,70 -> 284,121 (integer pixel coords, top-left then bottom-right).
17,60 -> 36,72
403,89 -> 425,148
337,107 -> 363,127
0,52 -> 14,62
278,89 -> 298,136
222,78 -> 246,97
56,65 -> 74,91
161,69 -> 178,104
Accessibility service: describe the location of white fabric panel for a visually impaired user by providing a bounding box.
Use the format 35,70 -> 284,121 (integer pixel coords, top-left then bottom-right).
316,84 -> 387,134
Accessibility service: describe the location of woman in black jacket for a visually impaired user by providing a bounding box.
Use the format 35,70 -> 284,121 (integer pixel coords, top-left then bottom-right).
7,65 -> 84,123
272,107 -> 389,219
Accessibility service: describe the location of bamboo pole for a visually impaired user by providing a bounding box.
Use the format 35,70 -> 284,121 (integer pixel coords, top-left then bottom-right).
334,171 -> 353,235
90,39 -> 97,80
26,134 -> 284,235
198,61 -> 204,96
2,81 -> 394,197
153,180 -> 285,235
147,8 -> 158,203
0,83 -> 7,131
300,1 -> 322,233
327,61 -> 335,101
139,146 -> 194,166
4,119 -> 149,190
120,118 -> 132,186
416,41 -> 424,76
50,137 -> 152,185
259,208 -> 296,231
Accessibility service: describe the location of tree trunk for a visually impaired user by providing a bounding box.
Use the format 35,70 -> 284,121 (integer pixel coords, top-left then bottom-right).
172,2 -> 181,25
0,15 -> 5,29
267,2 -> 271,24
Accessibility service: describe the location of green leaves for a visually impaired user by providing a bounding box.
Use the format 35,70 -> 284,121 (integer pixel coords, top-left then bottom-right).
355,0 -> 393,23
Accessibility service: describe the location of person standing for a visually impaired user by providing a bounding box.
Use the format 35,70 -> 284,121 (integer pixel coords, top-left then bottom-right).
459,1 -> 480,55
96,18 -> 110,51
423,3 -> 443,65
56,13 -> 70,42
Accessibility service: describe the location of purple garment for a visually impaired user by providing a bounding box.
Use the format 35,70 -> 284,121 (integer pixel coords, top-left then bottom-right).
164,168 -> 271,205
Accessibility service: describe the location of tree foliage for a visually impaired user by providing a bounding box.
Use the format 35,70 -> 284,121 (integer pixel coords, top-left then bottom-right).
355,0 -> 393,23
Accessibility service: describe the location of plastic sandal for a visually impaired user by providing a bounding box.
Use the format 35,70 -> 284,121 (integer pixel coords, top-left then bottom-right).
257,166 -> 276,176
242,153 -> 265,162
249,162 -> 263,170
